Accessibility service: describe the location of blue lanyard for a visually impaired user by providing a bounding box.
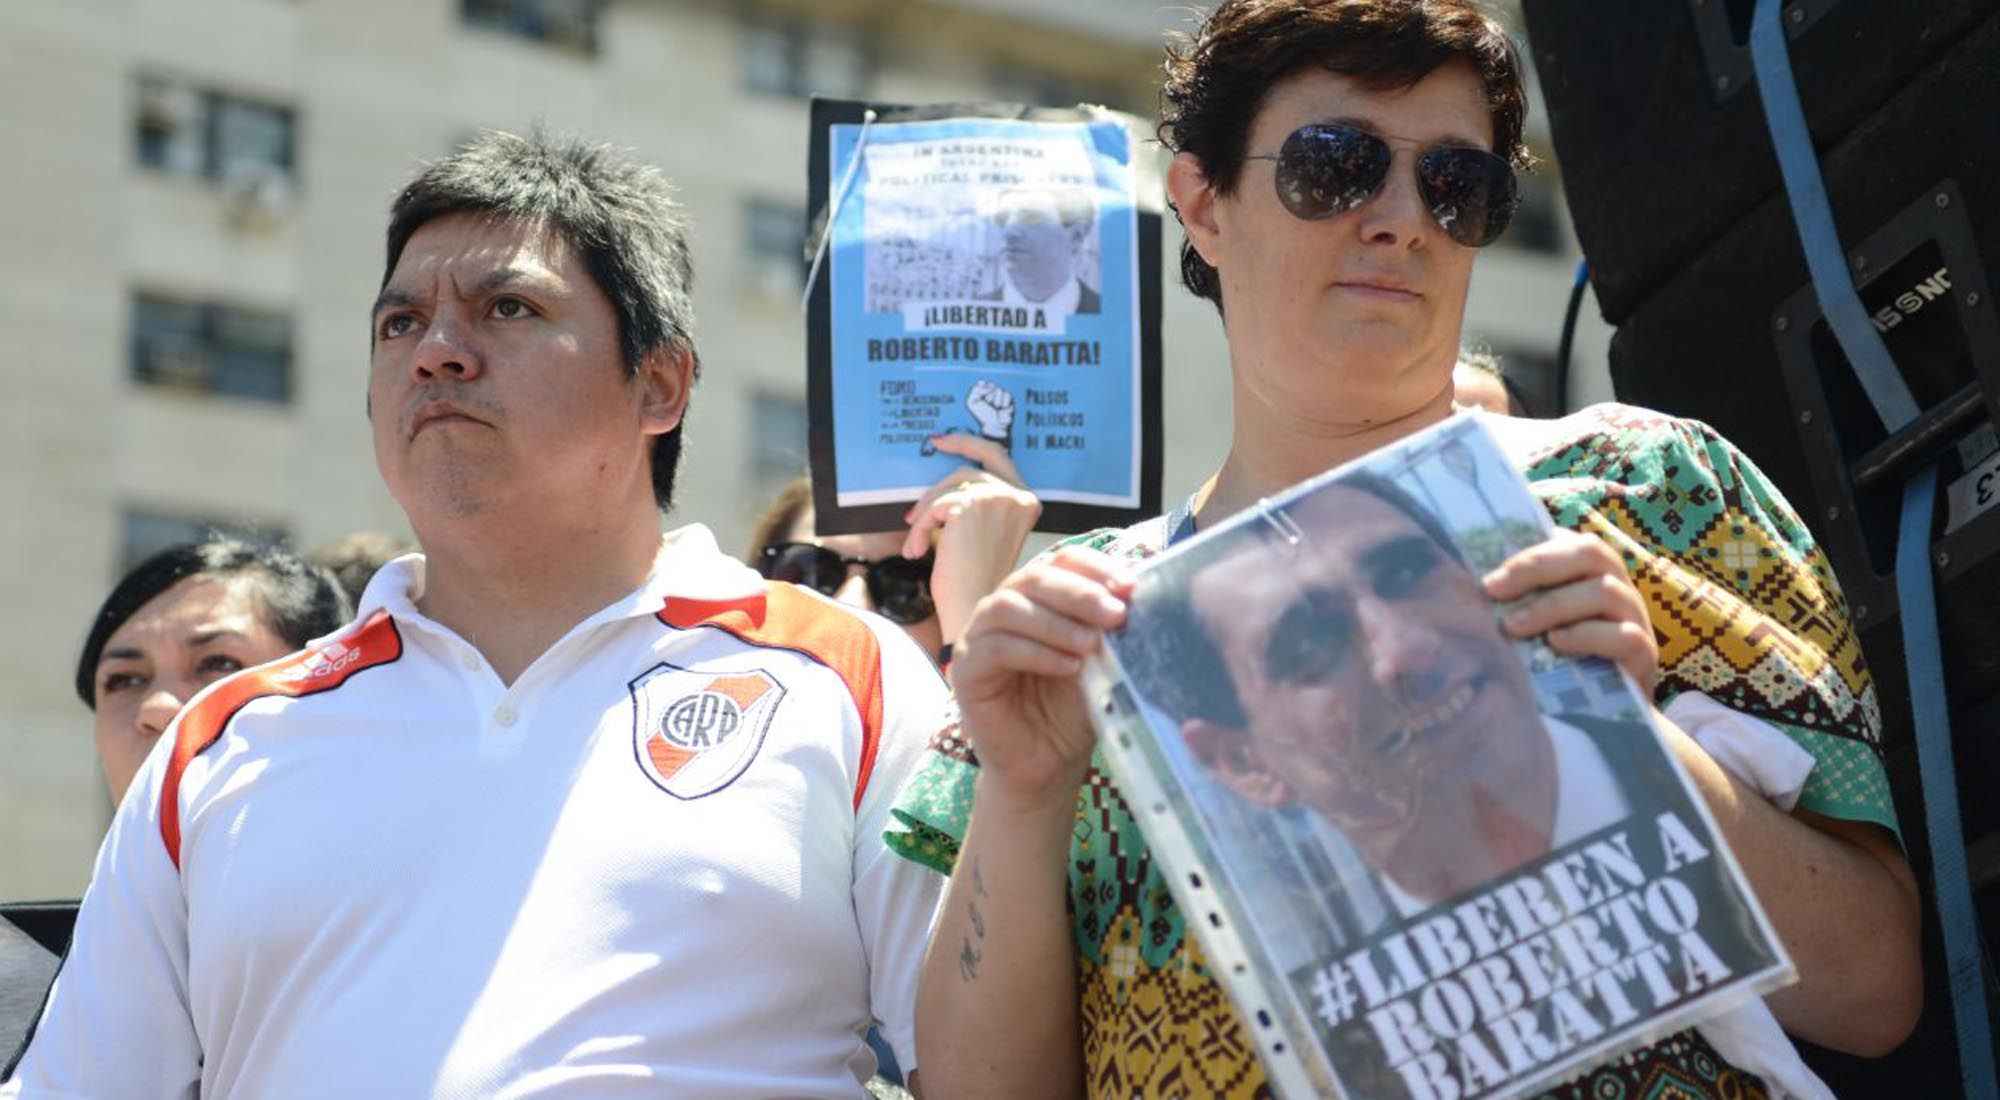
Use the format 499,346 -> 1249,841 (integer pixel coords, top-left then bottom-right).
1751,0 -> 1993,1091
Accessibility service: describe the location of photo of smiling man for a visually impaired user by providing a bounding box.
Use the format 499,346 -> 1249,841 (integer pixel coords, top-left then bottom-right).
978,186 -> 1102,316
1112,431 -> 1701,977
1088,421 -> 1799,1099
1148,472 -> 1640,918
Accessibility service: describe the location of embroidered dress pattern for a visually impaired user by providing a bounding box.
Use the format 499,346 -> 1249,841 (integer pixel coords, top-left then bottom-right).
887,406 -> 1894,1099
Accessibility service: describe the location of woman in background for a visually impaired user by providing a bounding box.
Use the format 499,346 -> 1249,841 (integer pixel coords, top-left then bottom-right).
746,432 -> 1040,1095
747,433 -> 1040,668
75,537 -> 350,804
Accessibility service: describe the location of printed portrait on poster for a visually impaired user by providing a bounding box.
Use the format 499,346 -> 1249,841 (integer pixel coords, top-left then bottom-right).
1093,417 -> 1791,1100
806,100 -> 1162,535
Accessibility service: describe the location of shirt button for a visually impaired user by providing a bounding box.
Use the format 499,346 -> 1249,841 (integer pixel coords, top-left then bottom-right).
461,650 -> 480,671
493,704 -> 517,727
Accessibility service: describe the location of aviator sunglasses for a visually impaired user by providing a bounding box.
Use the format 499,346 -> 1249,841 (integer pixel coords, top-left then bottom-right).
1244,122 -> 1519,248
757,542 -> 937,625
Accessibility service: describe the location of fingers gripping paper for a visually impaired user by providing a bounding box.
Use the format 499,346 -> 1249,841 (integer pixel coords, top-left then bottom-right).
806,98 -> 1164,535
1082,415 -> 1792,1100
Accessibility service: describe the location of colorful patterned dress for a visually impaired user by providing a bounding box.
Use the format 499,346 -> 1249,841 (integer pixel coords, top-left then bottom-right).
886,405 -> 1898,1100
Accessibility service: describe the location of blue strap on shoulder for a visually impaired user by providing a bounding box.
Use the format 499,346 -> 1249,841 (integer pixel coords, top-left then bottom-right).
1165,492 -> 1200,548
1751,1 -> 1996,1092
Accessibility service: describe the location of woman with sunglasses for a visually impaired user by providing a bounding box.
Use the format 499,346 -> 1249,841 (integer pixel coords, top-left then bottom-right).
747,431 -> 1040,667
895,2 -> 1921,1098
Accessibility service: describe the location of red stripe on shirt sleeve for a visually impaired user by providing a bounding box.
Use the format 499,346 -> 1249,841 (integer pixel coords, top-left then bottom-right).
159,611 -> 402,869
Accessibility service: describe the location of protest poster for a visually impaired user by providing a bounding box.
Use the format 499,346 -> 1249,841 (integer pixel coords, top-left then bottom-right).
1082,414 -> 1793,1100
805,97 -> 1163,534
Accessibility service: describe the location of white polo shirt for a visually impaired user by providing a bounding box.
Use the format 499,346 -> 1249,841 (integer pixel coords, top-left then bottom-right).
5,525 -> 948,1100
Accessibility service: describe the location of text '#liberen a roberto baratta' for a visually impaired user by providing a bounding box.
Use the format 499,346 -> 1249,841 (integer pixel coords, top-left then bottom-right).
1309,811 -> 1737,1100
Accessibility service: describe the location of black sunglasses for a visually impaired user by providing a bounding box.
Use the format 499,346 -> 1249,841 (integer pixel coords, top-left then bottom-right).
757,542 -> 937,625
1244,123 -> 1519,248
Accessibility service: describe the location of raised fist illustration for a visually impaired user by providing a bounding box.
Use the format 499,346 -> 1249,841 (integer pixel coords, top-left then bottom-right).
966,380 -> 1016,447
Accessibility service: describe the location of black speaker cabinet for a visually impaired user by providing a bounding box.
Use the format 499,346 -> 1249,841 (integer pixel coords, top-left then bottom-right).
1610,12 -> 2000,690
1523,0 -> 1992,323
1605,16 -> 2000,1092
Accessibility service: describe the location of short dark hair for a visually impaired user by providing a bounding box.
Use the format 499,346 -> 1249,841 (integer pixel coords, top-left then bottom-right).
1159,0 -> 1532,315
381,130 -> 700,511
76,538 -> 353,708
1122,470 -> 1464,729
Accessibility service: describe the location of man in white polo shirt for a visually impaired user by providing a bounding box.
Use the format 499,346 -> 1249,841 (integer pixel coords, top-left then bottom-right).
4,131 -> 947,1099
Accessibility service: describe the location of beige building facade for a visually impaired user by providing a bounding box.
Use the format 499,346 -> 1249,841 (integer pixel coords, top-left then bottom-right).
0,0 -> 1608,895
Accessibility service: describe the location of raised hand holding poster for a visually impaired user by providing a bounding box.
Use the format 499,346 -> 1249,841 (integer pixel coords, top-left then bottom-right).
806,98 -> 1163,534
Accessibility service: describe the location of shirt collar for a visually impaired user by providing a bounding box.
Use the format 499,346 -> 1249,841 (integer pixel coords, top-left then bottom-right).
1547,714 -> 1630,843
356,523 -> 766,636
999,271 -> 1083,314
1373,715 -> 1629,918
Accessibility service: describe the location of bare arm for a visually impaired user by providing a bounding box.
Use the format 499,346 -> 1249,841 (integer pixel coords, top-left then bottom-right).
916,782 -> 1086,1099
1489,530 -> 1923,1055
1655,719 -> 1922,1054
911,548 -> 1130,1099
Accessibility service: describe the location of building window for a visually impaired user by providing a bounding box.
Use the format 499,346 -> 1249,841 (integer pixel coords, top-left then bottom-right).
740,8 -> 869,99
989,63 -> 1125,113
131,293 -> 294,405
462,0 -> 602,54
135,75 -> 296,190
120,508 -> 289,573
748,391 -> 810,509
744,199 -> 807,297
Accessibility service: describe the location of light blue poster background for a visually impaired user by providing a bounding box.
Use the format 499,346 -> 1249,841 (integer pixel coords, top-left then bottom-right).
828,117 -> 1141,506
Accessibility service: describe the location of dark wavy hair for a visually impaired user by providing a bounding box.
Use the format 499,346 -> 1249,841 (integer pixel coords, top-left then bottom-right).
381,129 -> 700,511
75,538 -> 352,707
1159,0 -> 1532,315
